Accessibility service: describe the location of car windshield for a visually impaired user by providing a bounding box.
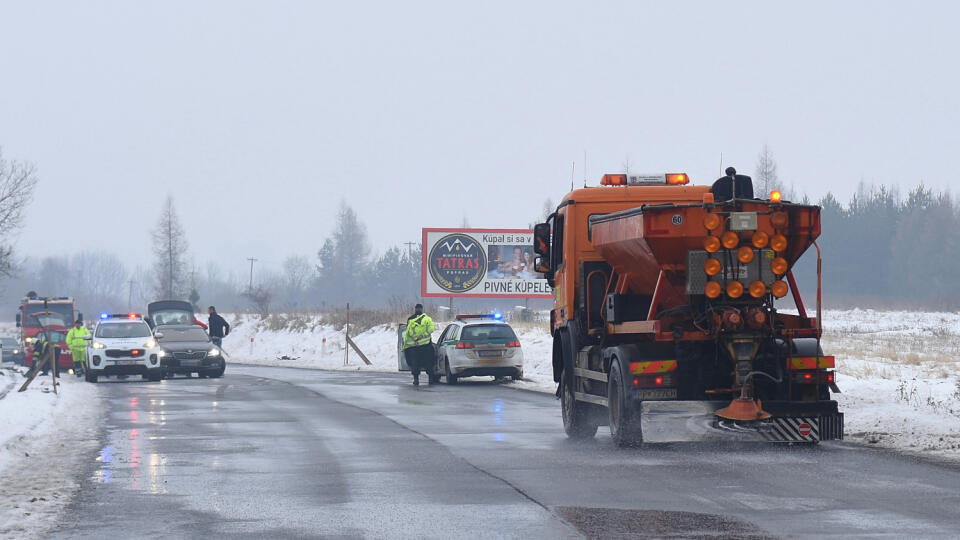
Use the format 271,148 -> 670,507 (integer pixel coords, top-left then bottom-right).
23,304 -> 73,328
460,324 -> 518,342
152,310 -> 195,326
1,338 -> 17,347
158,327 -> 209,342
96,323 -> 151,339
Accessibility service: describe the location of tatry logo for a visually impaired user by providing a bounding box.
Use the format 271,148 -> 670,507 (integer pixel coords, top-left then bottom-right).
429,233 -> 487,293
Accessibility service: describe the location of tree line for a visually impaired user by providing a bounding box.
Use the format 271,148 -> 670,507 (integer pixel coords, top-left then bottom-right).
3,143 -> 960,316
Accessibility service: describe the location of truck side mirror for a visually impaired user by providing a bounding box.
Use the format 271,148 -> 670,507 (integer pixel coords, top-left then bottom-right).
83,335 -> 92,341
533,223 -> 551,257
15,313 -> 21,328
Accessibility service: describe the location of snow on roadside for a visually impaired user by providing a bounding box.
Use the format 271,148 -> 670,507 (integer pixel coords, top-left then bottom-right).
225,310 -> 960,463
0,365 -> 102,540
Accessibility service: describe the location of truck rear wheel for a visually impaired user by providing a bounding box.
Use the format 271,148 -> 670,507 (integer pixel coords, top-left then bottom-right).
608,360 -> 642,446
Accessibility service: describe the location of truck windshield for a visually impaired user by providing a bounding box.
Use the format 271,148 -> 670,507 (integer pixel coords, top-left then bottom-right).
461,324 -> 518,342
96,323 -> 151,339
22,304 -> 73,328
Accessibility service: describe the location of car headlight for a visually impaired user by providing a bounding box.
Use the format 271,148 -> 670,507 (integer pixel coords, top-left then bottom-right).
92,341 -> 106,349
158,349 -> 168,358
12,349 -> 19,354
144,338 -> 157,348
207,348 -> 220,357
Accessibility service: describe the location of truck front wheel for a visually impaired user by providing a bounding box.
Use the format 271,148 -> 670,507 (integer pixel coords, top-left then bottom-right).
561,368 -> 598,439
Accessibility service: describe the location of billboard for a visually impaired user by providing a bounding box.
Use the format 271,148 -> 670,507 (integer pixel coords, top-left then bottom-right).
421,228 -> 552,298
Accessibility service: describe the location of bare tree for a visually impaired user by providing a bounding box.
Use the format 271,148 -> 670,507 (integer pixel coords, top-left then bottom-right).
0,147 -> 40,277
242,285 -> 273,317
282,255 -> 313,296
151,196 -> 189,299
71,250 -> 128,311
754,144 -> 783,196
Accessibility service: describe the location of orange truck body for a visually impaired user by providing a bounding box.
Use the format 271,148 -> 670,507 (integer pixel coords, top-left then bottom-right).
534,172 -> 843,445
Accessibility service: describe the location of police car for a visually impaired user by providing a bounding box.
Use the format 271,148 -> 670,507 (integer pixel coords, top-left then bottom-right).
84,313 -> 163,382
435,314 -> 524,384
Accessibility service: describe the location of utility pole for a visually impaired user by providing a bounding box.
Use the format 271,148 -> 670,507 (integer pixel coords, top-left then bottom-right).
128,280 -> 135,311
404,241 -> 418,301
247,258 -> 258,290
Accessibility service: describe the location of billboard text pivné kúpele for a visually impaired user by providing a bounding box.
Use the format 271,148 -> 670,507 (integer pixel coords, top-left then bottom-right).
422,229 -> 552,298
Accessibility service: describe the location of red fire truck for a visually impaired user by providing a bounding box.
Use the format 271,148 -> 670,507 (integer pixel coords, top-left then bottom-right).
16,293 -> 78,372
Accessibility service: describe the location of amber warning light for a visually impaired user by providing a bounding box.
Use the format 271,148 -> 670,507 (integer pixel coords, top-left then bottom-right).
600,173 -> 690,186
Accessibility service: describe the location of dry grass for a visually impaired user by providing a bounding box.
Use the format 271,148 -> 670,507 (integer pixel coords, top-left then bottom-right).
823,330 -> 960,380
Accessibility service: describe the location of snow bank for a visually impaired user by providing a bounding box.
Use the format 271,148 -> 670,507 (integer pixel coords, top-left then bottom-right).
0,365 -> 102,539
225,310 -> 960,463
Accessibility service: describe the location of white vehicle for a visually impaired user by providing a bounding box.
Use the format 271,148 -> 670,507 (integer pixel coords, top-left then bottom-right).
435,314 -> 524,384
84,314 -> 163,382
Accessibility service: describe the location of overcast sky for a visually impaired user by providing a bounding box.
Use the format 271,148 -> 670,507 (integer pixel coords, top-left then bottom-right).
1,1 -> 957,277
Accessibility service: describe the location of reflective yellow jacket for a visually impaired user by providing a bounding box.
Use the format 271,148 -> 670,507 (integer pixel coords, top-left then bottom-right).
403,313 -> 434,349
66,327 -> 90,351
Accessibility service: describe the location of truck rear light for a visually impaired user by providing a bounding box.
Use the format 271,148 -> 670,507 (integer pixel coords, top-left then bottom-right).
704,281 -> 722,299
748,280 -> 766,298
726,281 -> 744,298
721,231 -> 739,249
506,341 -> 521,348
771,280 -> 789,298
751,231 -> 769,248
793,371 -> 835,384
703,258 -> 722,276
737,246 -> 755,264
771,235 -> 788,253
456,342 -> 474,349
703,236 -> 721,253
633,374 -> 674,388
770,257 -> 788,276
703,214 -> 721,231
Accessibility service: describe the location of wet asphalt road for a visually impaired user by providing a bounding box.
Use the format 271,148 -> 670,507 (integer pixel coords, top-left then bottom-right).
52,366 -> 960,539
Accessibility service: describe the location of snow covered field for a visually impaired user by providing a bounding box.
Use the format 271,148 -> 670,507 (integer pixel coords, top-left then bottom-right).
0,365 -> 101,539
225,310 -> 960,463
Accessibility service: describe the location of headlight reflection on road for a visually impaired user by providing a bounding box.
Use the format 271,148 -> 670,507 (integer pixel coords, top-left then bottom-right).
95,445 -> 113,484
493,399 -> 505,441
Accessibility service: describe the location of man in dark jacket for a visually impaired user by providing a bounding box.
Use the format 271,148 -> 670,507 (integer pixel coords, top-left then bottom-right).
208,306 -> 230,348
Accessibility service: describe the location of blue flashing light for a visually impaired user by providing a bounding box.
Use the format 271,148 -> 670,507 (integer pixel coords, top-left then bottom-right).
493,312 -> 503,320
100,313 -> 109,320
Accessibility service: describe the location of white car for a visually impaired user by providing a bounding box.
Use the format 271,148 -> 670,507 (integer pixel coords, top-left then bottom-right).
84,314 -> 163,382
436,314 -> 524,384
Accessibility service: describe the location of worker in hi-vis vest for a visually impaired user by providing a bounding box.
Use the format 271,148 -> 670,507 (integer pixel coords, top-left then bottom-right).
403,303 -> 435,386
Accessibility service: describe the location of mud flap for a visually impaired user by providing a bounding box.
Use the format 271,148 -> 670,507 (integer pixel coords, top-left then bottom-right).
639,401 -> 827,443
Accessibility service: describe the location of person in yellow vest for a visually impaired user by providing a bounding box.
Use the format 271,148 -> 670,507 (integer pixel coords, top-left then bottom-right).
403,303 -> 435,386
66,319 -> 90,377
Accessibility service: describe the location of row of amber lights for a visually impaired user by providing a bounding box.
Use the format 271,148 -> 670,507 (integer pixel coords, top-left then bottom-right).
702,212 -> 790,300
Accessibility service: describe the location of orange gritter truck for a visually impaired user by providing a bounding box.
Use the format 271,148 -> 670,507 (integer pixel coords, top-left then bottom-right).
533,167 -> 843,445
